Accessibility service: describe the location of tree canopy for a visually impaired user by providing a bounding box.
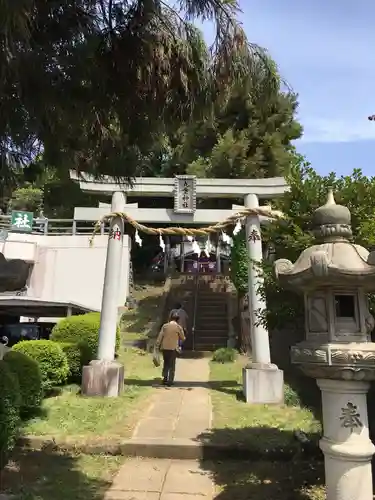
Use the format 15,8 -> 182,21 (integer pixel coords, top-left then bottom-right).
0,0 -> 277,181
138,62 -> 302,180
184,83 -> 301,179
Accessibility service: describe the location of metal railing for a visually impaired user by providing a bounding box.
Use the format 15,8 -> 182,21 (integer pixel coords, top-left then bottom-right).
0,216 -> 109,236
191,274 -> 199,351
0,288 -> 28,297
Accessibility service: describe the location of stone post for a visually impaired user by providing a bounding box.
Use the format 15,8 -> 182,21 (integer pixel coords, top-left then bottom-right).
318,379 -> 375,500
242,193 -> 284,404
81,191 -> 126,397
97,191 -> 126,361
244,193 -> 270,364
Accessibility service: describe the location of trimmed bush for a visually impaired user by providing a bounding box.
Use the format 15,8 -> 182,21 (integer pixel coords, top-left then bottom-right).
0,361 -> 21,456
13,340 -> 69,391
50,313 -> 121,368
59,342 -> 82,381
3,350 -> 43,415
284,383 -> 302,407
212,347 -> 237,364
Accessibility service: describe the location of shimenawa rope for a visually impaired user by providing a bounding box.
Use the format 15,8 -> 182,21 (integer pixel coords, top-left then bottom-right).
89,206 -> 284,245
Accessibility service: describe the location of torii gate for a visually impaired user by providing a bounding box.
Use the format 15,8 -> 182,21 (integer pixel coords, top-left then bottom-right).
70,172 -> 287,404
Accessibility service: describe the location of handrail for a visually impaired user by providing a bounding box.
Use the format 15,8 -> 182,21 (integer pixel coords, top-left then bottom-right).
0,216 -> 108,236
191,272 -> 199,351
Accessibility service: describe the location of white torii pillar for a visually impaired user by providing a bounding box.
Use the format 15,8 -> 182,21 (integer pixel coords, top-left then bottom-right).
242,193 -> 284,404
81,191 -> 126,397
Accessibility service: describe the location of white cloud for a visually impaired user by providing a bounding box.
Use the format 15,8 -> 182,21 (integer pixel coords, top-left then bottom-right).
299,117 -> 375,143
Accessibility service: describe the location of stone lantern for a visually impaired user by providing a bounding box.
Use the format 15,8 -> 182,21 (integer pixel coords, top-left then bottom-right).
274,190 -> 375,500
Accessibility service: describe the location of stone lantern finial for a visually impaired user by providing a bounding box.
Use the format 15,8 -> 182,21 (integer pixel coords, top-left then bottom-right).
312,189 -> 352,241
326,188 -> 335,205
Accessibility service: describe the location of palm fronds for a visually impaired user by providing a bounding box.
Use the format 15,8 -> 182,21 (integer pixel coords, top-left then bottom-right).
0,0 -> 277,181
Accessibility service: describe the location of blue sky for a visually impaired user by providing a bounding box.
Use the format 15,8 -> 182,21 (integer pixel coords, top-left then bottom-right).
201,0 -> 375,177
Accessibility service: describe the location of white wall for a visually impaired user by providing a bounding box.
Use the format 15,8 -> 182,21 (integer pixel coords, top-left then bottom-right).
0,233 -> 130,312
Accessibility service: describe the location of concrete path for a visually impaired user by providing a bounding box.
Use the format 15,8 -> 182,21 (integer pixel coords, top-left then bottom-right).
105,458 -> 214,499
133,357 -> 212,442
105,358 -> 214,499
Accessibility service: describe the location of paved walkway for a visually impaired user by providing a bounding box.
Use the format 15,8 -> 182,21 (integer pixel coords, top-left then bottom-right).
133,357 -> 212,441
105,458 -> 214,499
105,358 -> 214,499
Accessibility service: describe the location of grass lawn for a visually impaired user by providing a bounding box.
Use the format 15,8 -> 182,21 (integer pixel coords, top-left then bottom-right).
0,449 -> 124,500
121,283 -> 165,343
208,356 -> 322,452
205,459 -> 325,500
22,347 -> 159,444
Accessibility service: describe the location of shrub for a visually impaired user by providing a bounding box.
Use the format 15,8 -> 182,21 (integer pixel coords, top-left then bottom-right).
3,350 -> 43,415
230,228 -> 248,297
0,361 -> 21,456
212,347 -> 237,364
13,340 -> 69,391
50,313 -> 121,367
59,342 -> 82,381
284,383 -> 302,407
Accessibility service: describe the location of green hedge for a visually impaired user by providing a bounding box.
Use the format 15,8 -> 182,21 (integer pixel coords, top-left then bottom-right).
3,350 -> 43,415
59,342 -> 82,381
50,313 -> 121,369
13,340 -> 69,391
0,361 -> 21,457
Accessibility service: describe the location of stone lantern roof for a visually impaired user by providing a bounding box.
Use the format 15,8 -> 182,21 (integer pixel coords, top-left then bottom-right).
274,190 -> 375,291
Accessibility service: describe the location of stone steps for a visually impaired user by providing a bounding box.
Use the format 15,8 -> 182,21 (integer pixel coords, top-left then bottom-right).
193,279 -> 229,350
195,324 -> 227,331
197,295 -> 227,301
194,331 -> 228,339
196,302 -> 227,308
195,325 -> 227,331
165,274 -> 231,351
194,342 -> 228,351
194,329 -> 227,338
196,316 -> 227,323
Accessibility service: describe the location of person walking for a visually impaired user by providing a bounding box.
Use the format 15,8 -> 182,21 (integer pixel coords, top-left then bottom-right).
170,302 -> 188,336
156,311 -> 185,386
170,302 -> 189,351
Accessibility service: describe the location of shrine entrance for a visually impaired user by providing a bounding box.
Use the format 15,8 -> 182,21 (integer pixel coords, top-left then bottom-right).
182,252 -> 221,274
72,170 -> 288,353
72,172 -> 287,402
170,235 -> 230,275
72,173 -> 287,281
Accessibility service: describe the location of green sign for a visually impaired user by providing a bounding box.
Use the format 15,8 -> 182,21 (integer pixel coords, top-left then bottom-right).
11,211 -> 34,232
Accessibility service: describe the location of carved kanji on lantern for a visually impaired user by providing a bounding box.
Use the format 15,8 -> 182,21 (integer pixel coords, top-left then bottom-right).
340,402 -> 363,432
